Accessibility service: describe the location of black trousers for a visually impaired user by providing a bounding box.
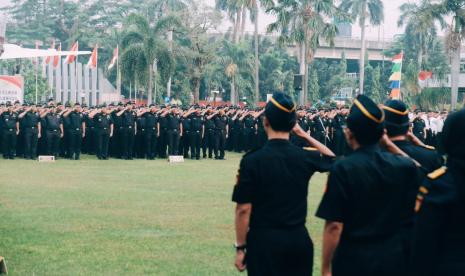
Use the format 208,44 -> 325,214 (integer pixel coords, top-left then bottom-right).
120,127 -> 135,159
333,129 -> 346,156
2,129 -> 17,158
246,226 -> 313,276
182,131 -> 190,158
46,130 -> 61,157
145,130 -> 158,159
244,128 -> 255,151
23,128 -> 38,159
95,129 -> 110,159
158,129 -> 168,158
167,129 -> 180,155
214,130 -> 226,158
190,131 -> 202,159
203,129 -> 215,158
232,128 -> 243,152
67,129 -> 82,159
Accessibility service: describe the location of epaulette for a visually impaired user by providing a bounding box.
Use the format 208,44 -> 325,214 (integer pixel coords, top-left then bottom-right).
303,147 -> 318,151
421,144 -> 436,150
427,166 -> 447,180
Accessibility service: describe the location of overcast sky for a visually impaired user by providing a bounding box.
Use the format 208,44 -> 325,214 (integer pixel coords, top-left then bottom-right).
0,0 -> 431,41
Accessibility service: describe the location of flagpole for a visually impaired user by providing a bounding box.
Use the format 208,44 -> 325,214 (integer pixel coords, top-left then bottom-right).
399,51 -> 403,101
117,45 -> 121,96
75,41 -> 79,104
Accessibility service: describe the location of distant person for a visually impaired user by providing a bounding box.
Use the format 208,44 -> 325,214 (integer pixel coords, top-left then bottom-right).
232,92 -> 335,275
409,109 -> 465,276
0,102 -> 19,159
316,95 -> 420,276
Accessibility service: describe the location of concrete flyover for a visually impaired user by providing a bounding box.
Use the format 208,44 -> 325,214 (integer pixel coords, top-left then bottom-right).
287,37 -> 393,61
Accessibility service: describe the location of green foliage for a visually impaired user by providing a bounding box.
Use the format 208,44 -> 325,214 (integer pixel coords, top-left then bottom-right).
21,60 -> 50,103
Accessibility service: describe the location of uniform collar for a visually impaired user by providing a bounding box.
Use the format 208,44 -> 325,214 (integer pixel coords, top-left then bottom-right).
267,139 -> 290,146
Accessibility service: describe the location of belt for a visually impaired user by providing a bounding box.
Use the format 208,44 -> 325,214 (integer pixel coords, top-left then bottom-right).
103,127 -> 108,130
48,129 -> 58,132
7,128 -> 14,131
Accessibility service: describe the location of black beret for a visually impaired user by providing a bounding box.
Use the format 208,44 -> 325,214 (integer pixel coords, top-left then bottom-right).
347,95 -> 385,145
14,100 -> 20,104
6,101 -> 12,107
82,104 -> 88,108
441,108 -> 465,159
74,102 -> 81,106
118,102 -> 124,106
265,92 -> 296,132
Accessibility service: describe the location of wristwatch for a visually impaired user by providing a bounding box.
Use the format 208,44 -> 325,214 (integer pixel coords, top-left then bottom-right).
234,242 -> 247,252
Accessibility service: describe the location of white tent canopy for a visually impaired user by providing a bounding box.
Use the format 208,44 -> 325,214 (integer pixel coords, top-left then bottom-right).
0,43 -> 91,60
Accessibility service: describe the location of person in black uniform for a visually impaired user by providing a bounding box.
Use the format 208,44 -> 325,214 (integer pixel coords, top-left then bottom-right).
110,102 -> 124,158
89,105 -> 114,160
203,107 -> 215,158
157,105 -> 169,158
255,109 -> 267,148
181,108 -> 192,158
41,105 -> 64,158
313,109 -> 327,145
412,111 -> 427,142
316,95 -> 420,276
63,103 -> 85,160
232,92 -> 335,275
188,105 -> 204,160
290,108 -> 310,147
0,102 -> 19,159
135,108 -> 146,158
117,103 -> 136,160
232,109 -> 244,153
332,108 -> 347,156
18,104 -> 41,160
163,106 -> 183,156
140,104 -> 159,160
209,108 -> 228,160
383,100 -> 443,173
409,108 -> 465,276
243,111 -> 256,151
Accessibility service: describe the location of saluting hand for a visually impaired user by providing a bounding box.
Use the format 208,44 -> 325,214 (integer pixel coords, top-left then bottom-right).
234,251 -> 246,272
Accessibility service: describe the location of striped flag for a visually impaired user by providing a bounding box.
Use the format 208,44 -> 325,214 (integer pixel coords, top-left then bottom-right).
108,46 -> 118,70
389,52 -> 403,99
65,41 -> 79,64
87,45 -> 98,69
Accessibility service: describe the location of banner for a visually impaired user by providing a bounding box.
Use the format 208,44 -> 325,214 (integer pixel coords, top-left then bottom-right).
0,75 -> 24,103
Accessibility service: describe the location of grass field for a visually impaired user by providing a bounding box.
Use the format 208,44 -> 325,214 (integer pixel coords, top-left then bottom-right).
0,153 -> 327,275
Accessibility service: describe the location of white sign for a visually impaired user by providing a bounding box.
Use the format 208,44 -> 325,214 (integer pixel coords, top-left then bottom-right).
266,94 -> 273,102
38,156 -> 55,162
168,155 -> 184,163
0,75 -> 24,104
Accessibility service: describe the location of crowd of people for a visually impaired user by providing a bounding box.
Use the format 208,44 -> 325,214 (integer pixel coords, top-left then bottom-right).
0,99 -> 447,161
232,92 -> 464,276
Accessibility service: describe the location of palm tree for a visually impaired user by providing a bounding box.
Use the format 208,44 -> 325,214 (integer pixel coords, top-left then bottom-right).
121,14 -> 174,104
339,0 -> 384,95
398,0 -> 446,72
267,0 -> 341,105
219,40 -> 254,104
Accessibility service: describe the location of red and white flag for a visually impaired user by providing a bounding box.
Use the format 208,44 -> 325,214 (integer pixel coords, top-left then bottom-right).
108,46 -> 118,70
45,40 -> 56,65
65,41 -> 79,64
53,43 -> 61,68
87,45 -> 98,69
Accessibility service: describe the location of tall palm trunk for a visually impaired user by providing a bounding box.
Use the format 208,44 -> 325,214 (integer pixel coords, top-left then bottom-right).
167,29 -> 173,98
234,11 -> 241,43
450,43 -> 460,110
240,7 -> 247,41
148,63 -> 153,104
231,76 -> 236,105
299,42 -> 306,105
359,4 -> 367,95
194,77 -> 200,104
254,6 -> 259,104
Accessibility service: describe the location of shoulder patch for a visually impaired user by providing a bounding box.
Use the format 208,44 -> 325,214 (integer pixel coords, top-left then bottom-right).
303,147 -> 318,151
427,166 -> 447,180
422,145 -> 436,150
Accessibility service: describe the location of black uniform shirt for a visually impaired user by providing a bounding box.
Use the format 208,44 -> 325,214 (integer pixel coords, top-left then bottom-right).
159,115 -> 168,130
122,111 -> 136,128
167,114 -> 181,130
144,112 -> 158,131
182,117 -> 191,132
190,114 -> 204,131
69,111 -> 84,130
1,112 -> 18,129
232,139 -> 334,228
22,112 -> 40,128
316,145 -> 419,240
413,118 -> 426,133
137,116 -> 146,131
94,113 -> 113,129
244,115 -> 255,129
205,116 -> 215,130
111,112 -> 122,128
410,163 -> 465,276
393,140 -> 443,173
214,115 -> 228,131
45,113 -> 62,130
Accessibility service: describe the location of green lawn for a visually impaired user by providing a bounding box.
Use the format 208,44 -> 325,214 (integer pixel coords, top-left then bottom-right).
0,153 -> 327,275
